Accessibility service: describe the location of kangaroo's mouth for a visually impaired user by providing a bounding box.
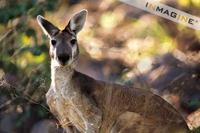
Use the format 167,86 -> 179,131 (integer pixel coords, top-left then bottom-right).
58,59 -> 71,66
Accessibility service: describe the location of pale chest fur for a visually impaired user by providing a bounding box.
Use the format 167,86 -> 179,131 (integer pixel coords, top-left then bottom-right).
48,66 -> 86,131
51,66 -> 72,90
50,66 -> 74,112
50,66 -> 82,109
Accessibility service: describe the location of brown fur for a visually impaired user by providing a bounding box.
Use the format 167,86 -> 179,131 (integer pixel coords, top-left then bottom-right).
46,70 -> 190,133
37,10 -> 190,133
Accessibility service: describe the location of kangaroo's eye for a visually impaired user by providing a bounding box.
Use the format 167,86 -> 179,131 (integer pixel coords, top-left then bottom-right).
70,39 -> 77,46
51,40 -> 56,46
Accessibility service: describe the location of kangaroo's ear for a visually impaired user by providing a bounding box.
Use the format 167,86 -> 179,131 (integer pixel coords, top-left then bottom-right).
66,9 -> 87,34
37,15 -> 59,37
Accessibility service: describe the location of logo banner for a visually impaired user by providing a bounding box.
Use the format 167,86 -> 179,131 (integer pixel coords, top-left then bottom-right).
120,0 -> 200,30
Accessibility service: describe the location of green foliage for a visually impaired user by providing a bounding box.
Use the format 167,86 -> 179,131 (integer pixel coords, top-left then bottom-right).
35,105 -> 50,118
188,99 -> 200,110
0,0 -> 199,132
192,127 -> 200,133
0,0 -> 57,76
0,0 -> 58,24
0,0 -> 35,23
0,1 -> 56,130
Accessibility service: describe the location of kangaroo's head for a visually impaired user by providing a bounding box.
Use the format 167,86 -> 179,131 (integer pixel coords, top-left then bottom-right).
37,9 -> 87,67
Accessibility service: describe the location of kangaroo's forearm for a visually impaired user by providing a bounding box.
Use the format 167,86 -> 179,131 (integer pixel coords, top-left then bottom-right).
61,87 -> 102,132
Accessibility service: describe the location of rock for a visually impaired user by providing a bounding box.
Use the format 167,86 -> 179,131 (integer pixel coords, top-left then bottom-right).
30,119 -> 63,133
0,112 -> 18,133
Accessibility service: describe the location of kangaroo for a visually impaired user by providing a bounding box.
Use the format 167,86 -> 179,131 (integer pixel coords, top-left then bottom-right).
37,9 -> 190,133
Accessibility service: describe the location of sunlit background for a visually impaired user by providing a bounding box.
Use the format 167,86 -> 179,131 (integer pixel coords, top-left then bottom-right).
0,0 -> 200,132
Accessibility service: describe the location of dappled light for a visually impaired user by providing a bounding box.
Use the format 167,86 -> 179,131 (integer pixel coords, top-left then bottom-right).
0,0 -> 200,132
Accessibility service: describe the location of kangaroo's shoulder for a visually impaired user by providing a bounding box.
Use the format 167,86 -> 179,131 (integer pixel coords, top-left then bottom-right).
71,70 -> 106,93
72,70 -> 96,83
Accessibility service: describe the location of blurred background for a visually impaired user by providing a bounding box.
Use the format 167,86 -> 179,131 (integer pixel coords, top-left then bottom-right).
0,0 -> 200,132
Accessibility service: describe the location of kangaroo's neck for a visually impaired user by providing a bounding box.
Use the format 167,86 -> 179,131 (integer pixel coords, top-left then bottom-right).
51,61 -> 75,91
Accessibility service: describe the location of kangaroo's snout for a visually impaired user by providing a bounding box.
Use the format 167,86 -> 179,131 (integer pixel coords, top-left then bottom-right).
57,54 -> 70,65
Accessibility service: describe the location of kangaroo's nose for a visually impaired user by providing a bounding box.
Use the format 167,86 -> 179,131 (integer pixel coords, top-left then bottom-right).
57,54 -> 70,65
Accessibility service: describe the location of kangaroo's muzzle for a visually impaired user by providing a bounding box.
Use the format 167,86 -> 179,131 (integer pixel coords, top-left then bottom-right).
57,54 -> 70,66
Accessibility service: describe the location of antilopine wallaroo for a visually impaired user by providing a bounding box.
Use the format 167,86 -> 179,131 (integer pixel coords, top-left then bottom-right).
37,9 -> 190,133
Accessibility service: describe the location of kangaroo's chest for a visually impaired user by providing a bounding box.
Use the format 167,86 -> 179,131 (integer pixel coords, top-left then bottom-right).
50,72 -> 86,130
47,84 -> 85,131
